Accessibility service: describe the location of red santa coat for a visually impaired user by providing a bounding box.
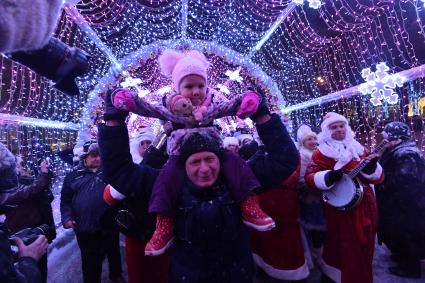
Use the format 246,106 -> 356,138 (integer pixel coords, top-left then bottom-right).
251,167 -> 310,280
305,149 -> 384,283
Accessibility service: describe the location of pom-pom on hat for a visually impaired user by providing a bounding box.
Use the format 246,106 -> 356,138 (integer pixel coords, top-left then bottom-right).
320,112 -> 348,132
158,49 -> 209,91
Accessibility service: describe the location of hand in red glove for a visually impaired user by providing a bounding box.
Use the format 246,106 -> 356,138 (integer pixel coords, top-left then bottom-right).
236,91 -> 260,119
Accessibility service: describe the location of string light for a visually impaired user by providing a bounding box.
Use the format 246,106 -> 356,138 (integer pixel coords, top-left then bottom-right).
0,0 -> 424,154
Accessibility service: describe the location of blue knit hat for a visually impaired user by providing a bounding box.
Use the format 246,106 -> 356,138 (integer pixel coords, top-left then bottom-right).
0,142 -> 18,192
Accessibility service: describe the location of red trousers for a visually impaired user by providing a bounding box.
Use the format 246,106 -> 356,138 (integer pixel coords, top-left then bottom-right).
125,237 -> 168,283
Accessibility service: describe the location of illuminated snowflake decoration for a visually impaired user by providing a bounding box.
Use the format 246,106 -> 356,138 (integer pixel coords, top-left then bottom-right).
225,68 -> 243,83
358,62 -> 406,106
293,0 -> 322,9
217,84 -> 230,95
120,77 -> 143,88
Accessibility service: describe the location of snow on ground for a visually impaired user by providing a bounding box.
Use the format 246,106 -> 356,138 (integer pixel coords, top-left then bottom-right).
47,227 -> 424,282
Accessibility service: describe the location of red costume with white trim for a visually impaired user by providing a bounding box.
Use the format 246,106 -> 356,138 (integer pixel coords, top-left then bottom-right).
251,167 -> 310,281
305,112 -> 384,283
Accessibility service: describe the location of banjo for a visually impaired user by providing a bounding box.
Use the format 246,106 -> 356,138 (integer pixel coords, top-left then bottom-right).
322,140 -> 388,211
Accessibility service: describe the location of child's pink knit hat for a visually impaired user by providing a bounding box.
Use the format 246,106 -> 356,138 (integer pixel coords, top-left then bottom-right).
158,49 -> 209,91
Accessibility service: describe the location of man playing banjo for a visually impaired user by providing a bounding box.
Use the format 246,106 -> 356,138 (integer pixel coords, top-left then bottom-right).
305,112 -> 384,283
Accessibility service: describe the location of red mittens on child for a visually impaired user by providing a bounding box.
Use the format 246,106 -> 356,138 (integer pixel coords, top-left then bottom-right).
236,91 -> 260,119
112,88 -> 137,112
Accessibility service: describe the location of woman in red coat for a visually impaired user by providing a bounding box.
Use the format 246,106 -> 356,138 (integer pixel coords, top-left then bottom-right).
251,163 -> 310,281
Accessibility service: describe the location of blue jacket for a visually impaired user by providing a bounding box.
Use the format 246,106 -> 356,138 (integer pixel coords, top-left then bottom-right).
60,164 -> 111,232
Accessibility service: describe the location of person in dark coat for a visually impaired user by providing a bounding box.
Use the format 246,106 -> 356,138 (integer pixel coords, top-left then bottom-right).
0,142 -> 49,283
376,121 -> 425,278
100,91 -> 299,282
60,141 -> 123,283
5,158 -> 55,283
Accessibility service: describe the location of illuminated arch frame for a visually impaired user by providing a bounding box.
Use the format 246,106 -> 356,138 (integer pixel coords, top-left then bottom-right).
77,38 -> 285,146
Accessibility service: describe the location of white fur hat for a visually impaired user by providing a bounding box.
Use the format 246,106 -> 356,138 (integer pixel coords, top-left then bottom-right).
130,128 -> 155,164
237,134 -> 253,145
223,137 -> 239,149
321,112 -> 348,132
297,125 -> 316,145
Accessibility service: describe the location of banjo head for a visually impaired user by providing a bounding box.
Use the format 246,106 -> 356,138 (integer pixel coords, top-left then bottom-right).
323,174 -> 359,208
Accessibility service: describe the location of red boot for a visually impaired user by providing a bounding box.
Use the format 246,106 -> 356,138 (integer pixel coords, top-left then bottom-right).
145,215 -> 175,256
240,194 -> 275,231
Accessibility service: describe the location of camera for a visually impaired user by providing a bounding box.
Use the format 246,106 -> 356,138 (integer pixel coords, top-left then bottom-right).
9,224 -> 55,246
7,38 -> 90,96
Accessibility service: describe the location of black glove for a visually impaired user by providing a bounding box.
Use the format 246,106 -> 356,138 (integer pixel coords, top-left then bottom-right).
247,87 -> 271,121
103,88 -> 128,123
362,157 -> 379,174
325,169 -> 343,187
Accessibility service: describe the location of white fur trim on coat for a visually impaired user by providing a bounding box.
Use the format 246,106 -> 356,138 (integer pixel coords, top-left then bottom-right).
253,254 -> 310,281
360,163 -> 383,181
321,260 -> 341,283
109,185 -> 126,200
313,170 -> 334,191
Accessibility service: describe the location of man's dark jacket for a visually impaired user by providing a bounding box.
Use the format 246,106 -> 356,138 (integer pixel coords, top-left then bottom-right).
60,164 -> 111,232
98,113 -> 299,282
376,140 -> 425,258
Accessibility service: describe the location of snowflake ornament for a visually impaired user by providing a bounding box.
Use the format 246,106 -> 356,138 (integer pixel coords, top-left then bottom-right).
307,0 -> 322,9
225,68 -> 243,83
358,62 -> 405,107
293,0 -> 322,9
120,77 -> 143,88
217,84 -> 230,95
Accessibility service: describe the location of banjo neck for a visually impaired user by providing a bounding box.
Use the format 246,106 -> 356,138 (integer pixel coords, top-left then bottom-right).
347,140 -> 389,179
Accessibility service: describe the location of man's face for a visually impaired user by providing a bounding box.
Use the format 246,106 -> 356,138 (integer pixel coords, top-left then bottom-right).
185,151 -> 220,188
84,151 -> 101,169
329,121 -> 347,141
179,75 -> 207,106
226,144 -> 239,153
139,140 -> 152,156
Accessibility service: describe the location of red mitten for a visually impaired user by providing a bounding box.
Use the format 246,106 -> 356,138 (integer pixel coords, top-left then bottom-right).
112,88 -> 137,112
237,91 -> 260,119
103,184 -> 125,206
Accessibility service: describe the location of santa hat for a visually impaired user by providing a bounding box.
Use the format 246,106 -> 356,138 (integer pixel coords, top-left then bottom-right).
223,137 -> 239,149
0,142 -> 18,192
297,125 -> 316,145
130,128 -> 155,164
320,112 -> 348,132
158,49 -> 209,91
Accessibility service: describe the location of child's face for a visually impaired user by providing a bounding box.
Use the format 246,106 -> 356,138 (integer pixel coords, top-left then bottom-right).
179,75 -> 206,106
